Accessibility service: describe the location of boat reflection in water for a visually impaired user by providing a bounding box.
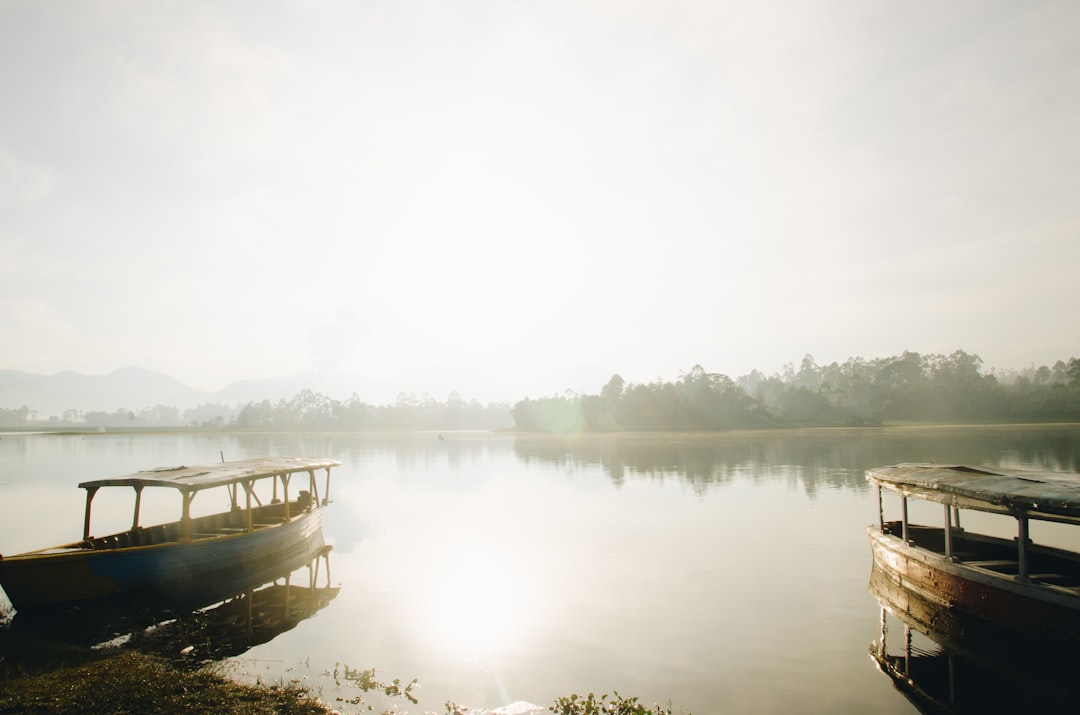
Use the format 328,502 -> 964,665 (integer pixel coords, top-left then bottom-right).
1,542 -> 338,668
868,563 -> 1075,713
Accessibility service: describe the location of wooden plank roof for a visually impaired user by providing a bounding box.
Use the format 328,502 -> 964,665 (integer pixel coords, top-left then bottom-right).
867,463 -> 1080,518
79,457 -> 339,492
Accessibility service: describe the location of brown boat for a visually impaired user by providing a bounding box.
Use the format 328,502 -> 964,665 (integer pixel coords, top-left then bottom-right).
867,463 -> 1080,640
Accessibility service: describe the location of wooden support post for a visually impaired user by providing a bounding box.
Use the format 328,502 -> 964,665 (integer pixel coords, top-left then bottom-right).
282,473 -> 291,522
1017,516 -> 1030,582
943,503 -> 953,559
83,486 -> 99,541
952,506 -> 961,531
245,480 -> 254,532
181,491 -> 194,541
947,653 -> 957,707
309,469 -> 319,508
904,624 -> 911,676
877,607 -> 887,659
876,484 -> 883,531
323,467 -> 332,505
284,570 -> 292,616
901,496 -> 909,543
131,485 -> 144,530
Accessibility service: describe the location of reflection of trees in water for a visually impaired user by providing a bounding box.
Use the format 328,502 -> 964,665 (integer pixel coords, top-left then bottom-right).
214,427 -> 1079,496
513,427 -> 1080,493
227,432 -> 515,473
512,433 -> 871,496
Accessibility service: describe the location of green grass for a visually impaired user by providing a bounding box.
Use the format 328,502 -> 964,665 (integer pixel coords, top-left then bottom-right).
0,649 -> 692,715
0,650 -> 333,715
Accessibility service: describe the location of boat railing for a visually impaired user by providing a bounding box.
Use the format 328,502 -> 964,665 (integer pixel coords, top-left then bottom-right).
880,517 -> 1080,594
82,494 -> 315,550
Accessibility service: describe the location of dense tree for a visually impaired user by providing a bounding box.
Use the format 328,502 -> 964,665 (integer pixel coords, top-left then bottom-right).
0,405 -> 35,425
511,352 -> 1080,432
183,402 -> 239,427
232,390 -> 511,431
4,350 -> 1080,431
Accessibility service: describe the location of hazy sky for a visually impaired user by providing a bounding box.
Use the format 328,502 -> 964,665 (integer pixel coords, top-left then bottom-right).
1,0 -> 1078,402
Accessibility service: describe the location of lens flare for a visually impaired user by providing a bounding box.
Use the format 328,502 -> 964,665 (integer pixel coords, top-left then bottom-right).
425,546 -> 529,656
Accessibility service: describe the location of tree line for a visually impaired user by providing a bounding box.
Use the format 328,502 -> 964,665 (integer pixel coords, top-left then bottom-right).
232,389 -> 511,431
511,350 -> 1080,432
0,390 -> 513,430
0,403 -> 242,428
2,350 -> 1078,431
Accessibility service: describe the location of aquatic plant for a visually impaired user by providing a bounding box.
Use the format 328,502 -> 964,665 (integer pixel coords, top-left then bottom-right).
549,691 -> 680,715
330,662 -> 419,709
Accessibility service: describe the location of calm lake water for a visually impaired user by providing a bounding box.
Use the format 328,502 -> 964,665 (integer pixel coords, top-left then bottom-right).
2,426 -> 1079,713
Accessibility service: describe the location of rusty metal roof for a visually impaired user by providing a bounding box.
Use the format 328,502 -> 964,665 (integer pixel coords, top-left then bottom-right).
867,463 -> 1080,518
79,457 -> 339,492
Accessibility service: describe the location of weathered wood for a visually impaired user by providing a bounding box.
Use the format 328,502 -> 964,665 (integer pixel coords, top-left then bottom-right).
131,486 -> 144,530
965,559 -> 1017,569
82,486 -> 99,541
79,457 -> 340,493
943,503 -> 953,559
868,462 -> 1080,640
869,529 -> 1080,638
868,463 -> 1080,523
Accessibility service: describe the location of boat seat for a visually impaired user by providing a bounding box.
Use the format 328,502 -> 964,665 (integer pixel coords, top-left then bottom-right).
966,559 -> 1017,571
1030,573 -> 1071,584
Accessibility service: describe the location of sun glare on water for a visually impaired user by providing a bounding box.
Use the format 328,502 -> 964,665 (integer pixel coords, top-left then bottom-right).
424,545 -> 533,657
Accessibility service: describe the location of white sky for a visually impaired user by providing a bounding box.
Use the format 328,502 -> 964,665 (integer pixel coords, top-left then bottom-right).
1,0 -> 1078,402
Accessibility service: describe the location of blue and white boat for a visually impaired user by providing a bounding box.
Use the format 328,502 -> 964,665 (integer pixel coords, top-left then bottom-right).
0,456 -> 338,612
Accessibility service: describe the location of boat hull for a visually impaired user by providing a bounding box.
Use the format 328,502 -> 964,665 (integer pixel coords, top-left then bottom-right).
869,562 -> 1078,713
868,527 -> 1080,640
0,508 -> 324,612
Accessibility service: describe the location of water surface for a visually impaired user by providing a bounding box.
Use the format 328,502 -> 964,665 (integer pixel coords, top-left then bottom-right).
1,426 -> 1078,713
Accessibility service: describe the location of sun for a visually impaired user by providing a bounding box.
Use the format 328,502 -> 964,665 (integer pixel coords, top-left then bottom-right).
424,545 -> 530,656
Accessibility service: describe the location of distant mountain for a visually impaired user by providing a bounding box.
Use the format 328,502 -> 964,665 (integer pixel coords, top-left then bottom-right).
0,363 -> 611,419
0,367 -> 211,416
0,367 -> 439,418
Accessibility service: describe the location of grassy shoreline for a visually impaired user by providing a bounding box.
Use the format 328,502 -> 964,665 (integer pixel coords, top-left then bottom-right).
0,649 -> 678,715
0,649 -> 335,715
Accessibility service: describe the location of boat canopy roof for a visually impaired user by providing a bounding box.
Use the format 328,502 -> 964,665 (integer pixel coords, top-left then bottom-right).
78,457 -> 339,493
868,463 -> 1080,519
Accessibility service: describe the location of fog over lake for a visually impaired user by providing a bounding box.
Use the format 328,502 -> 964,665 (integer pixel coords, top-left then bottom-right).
2,426 -> 1077,713
4,3 -> 1080,711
